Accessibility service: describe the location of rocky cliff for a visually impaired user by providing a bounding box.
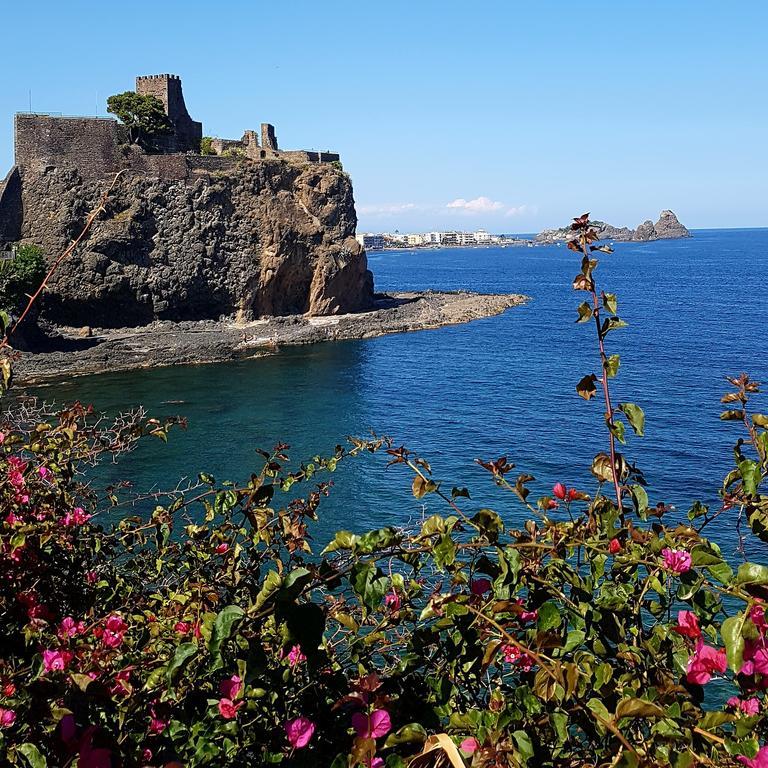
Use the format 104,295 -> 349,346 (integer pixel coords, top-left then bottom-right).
536,210 -> 690,244
13,160 -> 373,327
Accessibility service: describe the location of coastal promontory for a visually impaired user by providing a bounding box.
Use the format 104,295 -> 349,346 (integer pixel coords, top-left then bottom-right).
535,209 -> 690,243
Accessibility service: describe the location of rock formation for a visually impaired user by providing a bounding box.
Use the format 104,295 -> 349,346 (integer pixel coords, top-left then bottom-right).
14,161 -> 373,327
536,210 -> 690,244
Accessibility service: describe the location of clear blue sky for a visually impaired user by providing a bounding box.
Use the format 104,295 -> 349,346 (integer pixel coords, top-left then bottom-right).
1,0 -> 766,232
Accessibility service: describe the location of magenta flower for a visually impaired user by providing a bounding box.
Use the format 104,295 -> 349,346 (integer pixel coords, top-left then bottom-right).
672,610 -> 701,639
470,578 -> 492,596
370,759 -> 384,768
501,644 -> 536,671
460,737 -> 479,754
0,708 -> 15,728
62,507 -> 91,526
215,543 -> 229,554
739,746 -> 768,767
149,709 -> 168,734
728,697 -> 761,716
42,649 -> 73,672
58,616 -> 86,640
352,709 -> 391,739
102,614 -> 128,648
217,698 -> 242,719
384,591 -> 401,610
287,645 -> 307,667
751,604 -> 768,633
686,640 -> 726,685
174,621 -> 191,634
219,675 -> 242,699
662,548 -> 692,574
552,482 -> 567,500
38,466 -> 52,480
285,716 -> 315,749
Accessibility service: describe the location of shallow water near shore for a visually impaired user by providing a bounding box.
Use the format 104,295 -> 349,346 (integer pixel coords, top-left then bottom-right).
30,229 -> 768,560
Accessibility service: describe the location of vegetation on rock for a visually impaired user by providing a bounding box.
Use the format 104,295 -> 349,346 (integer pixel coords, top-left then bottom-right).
106,93 -> 173,148
1,217 -> 767,767
0,244 -> 46,316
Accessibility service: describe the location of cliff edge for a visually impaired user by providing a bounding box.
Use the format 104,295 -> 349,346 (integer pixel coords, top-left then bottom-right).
13,160 -> 373,327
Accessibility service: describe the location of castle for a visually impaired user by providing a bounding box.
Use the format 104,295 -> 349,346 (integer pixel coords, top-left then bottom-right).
0,74 -> 341,241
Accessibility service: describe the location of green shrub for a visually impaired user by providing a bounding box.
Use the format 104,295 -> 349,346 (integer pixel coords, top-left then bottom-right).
0,217 -> 766,767
200,137 -> 215,156
0,243 -> 46,316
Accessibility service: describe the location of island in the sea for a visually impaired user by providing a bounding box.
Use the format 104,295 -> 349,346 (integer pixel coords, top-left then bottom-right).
0,73 -> 526,381
535,210 -> 691,243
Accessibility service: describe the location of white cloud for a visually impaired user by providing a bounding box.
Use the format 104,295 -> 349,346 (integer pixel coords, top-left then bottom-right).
504,204 -> 537,218
446,196 -> 506,213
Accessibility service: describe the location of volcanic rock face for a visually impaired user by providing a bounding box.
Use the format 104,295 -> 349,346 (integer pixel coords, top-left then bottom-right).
16,161 -> 373,327
536,210 -> 690,244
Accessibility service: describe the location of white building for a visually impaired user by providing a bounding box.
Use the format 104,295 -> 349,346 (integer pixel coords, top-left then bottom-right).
406,234 -> 425,246
355,233 -> 386,250
474,229 -> 491,244
423,232 -> 443,244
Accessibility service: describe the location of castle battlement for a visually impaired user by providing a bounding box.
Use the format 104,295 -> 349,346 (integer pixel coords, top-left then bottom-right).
9,73 -> 340,181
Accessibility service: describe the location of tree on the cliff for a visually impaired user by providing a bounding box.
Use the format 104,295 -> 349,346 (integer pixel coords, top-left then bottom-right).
106,92 -> 173,148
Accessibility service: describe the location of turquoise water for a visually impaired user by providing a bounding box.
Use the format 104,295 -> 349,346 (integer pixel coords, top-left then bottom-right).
28,229 -> 768,557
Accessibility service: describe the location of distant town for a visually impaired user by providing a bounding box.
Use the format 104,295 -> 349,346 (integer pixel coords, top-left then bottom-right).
354,230 -> 533,250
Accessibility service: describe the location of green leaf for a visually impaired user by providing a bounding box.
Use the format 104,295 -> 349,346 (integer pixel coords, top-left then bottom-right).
738,459 -> 761,496
630,484 -> 648,515
753,414 -> 768,428
722,615 -> 745,673
17,744 -> 47,768
575,301 -> 593,323
412,474 -> 437,499
604,354 -> 620,378
208,605 -> 245,658
167,642 -> 198,683
537,601 -> 562,631
614,697 -> 665,719
720,410 -> 746,421
619,403 -> 645,437
600,316 -> 628,338
609,418 -> 626,444
736,562 -> 768,585
576,374 -> 598,400
512,730 -> 534,763
322,530 -> 358,553
383,723 -> 428,748
602,292 -> 618,315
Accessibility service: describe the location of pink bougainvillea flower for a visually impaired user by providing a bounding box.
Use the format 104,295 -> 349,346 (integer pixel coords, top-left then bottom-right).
662,548 -> 692,574
370,759 -> 384,768
751,604 -> 768,633
58,616 -> 86,640
62,507 -> 91,527
174,621 -> 191,635
0,708 -> 15,728
686,640 -> 727,685
287,645 -> 307,667
567,488 -> 580,502
149,711 -> 167,735
738,746 -> 768,768
86,571 -> 98,584
219,675 -> 242,699
3,682 -> 16,697
460,737 -> 479,754
609,538 -> 622,554
470,578 -> 492,596
501,644 -> 536,671
102,614 -> 128,648
42,649 -> 73,672
217,697 -> 243,719
552,483 -> 567,500
728,697 -> 761,716
285,717 -> 315,749
38,465 -> 52,480
547,499 -> 559,510
215,542 -> 229,554
672,610 -> 701,639
352,709 -> 392,739
384,591 -> 401,610
141,748 -> 153,763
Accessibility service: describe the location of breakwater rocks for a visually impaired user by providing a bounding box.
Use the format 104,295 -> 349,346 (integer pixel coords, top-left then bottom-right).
536,210 -> 690,243
13,160 -> 373,327
14,291 -> 527,384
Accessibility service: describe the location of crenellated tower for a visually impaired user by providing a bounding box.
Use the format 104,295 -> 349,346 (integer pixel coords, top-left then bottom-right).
135,74 -> 202,152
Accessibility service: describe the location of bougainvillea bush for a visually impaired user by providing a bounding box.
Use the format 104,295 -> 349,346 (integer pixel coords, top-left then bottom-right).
2,217 -> 768,767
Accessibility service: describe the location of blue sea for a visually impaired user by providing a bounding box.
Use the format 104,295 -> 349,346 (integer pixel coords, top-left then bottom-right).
29,229 -> 768,559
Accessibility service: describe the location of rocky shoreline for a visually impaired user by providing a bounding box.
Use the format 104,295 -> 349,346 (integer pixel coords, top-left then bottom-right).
14,290 -> 527,385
